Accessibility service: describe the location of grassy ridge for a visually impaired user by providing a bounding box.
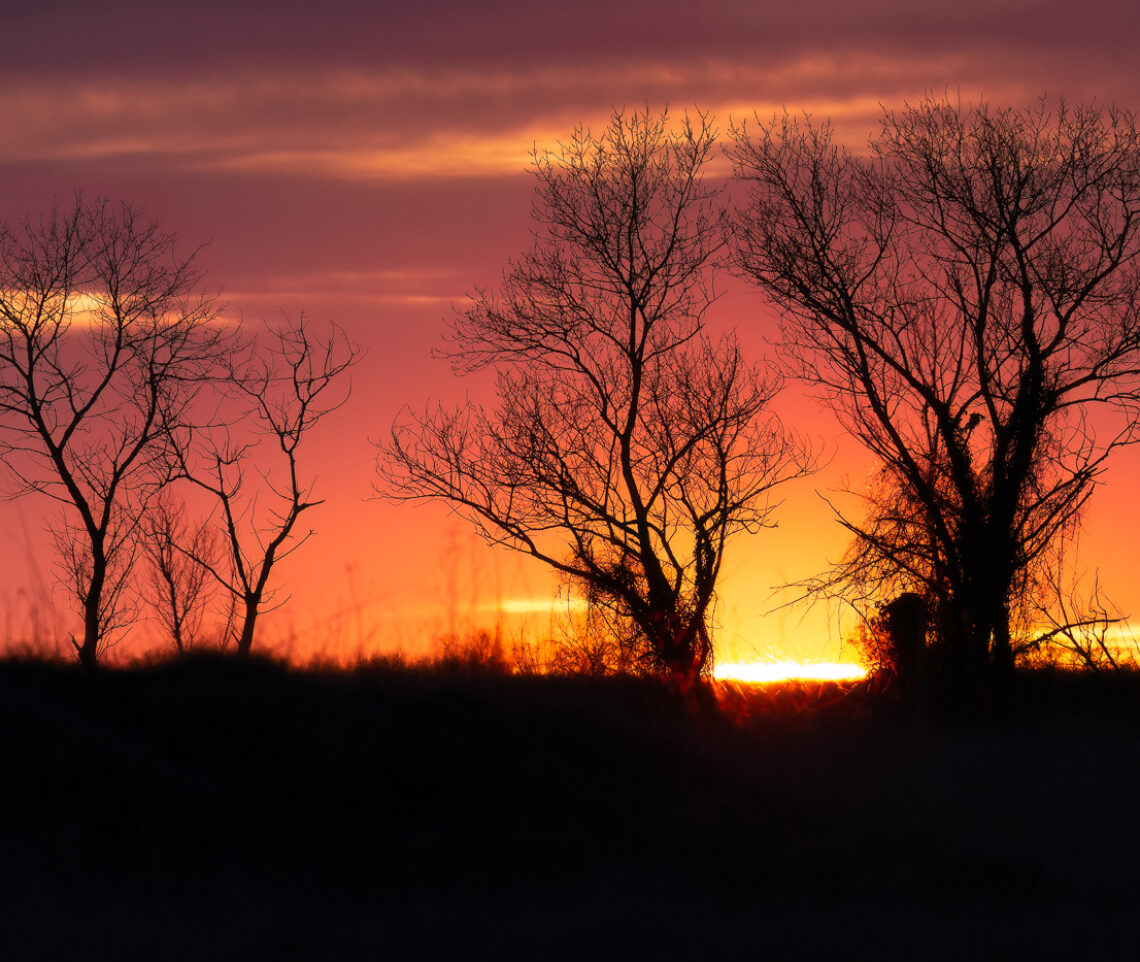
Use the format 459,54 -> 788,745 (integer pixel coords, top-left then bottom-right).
2,656 -> 1139,959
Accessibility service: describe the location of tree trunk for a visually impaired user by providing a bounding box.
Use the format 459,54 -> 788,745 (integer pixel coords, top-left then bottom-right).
989,604 -> 1015,711
939,595 -> 987,716
661,615 -> 709,689
76,549 -> 106,671
236,597 -> 259,657
76,624 -> 100,671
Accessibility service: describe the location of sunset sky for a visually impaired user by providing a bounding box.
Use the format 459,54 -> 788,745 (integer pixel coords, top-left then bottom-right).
3,0 -> 1140,664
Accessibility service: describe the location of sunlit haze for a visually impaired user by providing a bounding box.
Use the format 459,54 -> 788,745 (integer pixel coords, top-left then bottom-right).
715,660 -> 868,684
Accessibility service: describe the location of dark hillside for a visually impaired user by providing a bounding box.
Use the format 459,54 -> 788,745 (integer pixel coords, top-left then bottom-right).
2,657 -> 1138,959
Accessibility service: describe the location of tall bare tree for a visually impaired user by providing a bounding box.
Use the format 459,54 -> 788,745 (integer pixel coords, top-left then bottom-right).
382,108 -> 811,685
172,315 -> 360,657
0,197 -> 225,668
729,97 -> 1140,700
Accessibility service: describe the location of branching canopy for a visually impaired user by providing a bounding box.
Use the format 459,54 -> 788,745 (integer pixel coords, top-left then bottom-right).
729,97 -> 1140,689
384,108 -> 811,681
0,197 -> 226,665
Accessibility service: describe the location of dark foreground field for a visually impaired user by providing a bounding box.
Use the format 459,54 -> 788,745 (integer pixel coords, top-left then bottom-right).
2,657 -> 1139,960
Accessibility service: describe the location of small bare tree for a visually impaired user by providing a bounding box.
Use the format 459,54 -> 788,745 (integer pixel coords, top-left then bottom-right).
173,315 -> 360,657
1017,539 -> 1127,670
0,197 -> 225,668
729,97 -> 1140,702
381,108 -> 811,685
142,491 -> 220,653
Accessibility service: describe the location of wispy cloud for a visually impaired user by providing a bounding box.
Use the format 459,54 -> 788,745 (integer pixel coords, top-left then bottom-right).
0,46 -> 1092,182
223,268 -> 472,310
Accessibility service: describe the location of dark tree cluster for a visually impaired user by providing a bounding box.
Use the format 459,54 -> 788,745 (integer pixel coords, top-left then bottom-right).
387,98 -> 1140,704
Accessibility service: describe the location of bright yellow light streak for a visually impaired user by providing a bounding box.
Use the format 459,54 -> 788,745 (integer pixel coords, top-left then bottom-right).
715,660 -> 867,684
0,289 -> 230,331
493,597 -> 590,615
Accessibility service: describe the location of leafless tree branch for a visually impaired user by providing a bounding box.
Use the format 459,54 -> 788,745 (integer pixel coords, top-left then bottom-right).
0,196 -> 228,667
381,107 -> 813,684
729,96 -> 1140,701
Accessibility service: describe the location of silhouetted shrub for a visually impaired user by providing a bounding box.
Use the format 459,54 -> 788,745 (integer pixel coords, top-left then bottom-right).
433,628 -> 510,673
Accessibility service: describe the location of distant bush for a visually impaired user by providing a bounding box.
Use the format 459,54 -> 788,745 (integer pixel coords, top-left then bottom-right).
432,628 -> 511,673
427,614 -> 654,679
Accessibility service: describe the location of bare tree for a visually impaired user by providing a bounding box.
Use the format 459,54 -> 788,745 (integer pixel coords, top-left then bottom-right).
173,315 -> 360,657
1017,540 -> 1127,671
729,97 -> 1140,701
142,490 -> 220,653
0,197 -> 225,668
382,108 -> 811,685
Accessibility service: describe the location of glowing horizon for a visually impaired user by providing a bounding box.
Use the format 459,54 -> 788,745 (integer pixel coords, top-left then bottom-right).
715,659 -> 868,684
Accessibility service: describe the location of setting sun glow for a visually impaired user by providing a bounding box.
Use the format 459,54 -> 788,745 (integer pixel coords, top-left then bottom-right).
714,660 -> 868,684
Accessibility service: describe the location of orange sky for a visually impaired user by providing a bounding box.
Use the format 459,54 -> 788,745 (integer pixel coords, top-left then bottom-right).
2,1 -> 1140,664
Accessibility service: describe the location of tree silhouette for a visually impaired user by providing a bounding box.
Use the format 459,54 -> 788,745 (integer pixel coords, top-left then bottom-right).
729,97 -> 1140,702
0,197 -> 225,668
142,490 -> 221,653
383,108 -> 810,685
171,315 -> 360,657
